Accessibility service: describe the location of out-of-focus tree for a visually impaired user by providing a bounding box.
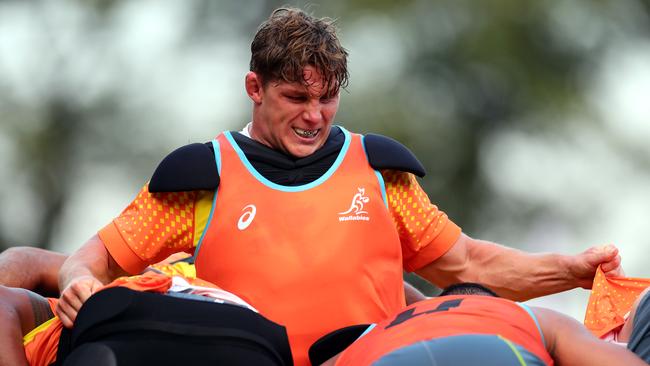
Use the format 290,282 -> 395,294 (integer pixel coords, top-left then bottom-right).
334,0 -> 650,231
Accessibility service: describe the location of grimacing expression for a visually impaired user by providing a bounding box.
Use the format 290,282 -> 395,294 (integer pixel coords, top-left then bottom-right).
247,65 -> 340,158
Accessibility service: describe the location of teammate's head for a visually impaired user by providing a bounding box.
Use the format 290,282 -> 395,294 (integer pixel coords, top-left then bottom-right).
439,283 -> 499,297
250,7 -> 349,95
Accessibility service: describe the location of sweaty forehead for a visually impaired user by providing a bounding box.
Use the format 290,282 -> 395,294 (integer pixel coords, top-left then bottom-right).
275,78 -> 336,97
267,64 -> 338,97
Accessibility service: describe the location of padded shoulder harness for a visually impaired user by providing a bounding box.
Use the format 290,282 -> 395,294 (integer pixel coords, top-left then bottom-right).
364,134 -> 426,177
148,142 -> 219,193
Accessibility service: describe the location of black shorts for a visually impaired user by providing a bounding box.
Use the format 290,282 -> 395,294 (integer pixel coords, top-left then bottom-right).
56,287 -> 293,366
628,290 -> 650,363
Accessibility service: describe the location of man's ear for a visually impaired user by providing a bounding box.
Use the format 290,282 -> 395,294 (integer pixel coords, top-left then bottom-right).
245,71 -> 263,104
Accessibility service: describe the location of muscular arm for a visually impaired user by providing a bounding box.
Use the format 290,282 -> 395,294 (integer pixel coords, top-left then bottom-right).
0,286 -> 54,366
416,233 -> 621,301
384,171 -> 622,300
57,235 -> 127,327
534,306 -> 647,366
0,247 -> 67,296
58,235 -> 126,290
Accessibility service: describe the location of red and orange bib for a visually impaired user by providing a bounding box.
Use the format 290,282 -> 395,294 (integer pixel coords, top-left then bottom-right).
336,295 -> 553,366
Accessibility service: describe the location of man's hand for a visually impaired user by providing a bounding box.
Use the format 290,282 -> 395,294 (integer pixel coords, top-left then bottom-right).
56,235 -> 129,328
570,244 -> 624,289
55,275 -> 103,328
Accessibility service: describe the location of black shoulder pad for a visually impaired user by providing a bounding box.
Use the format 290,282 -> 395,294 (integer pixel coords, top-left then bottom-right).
148,142 -> 219,193
364,134 -> 426,177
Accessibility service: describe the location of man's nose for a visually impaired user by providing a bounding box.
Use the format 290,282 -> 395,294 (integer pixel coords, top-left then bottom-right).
302,100 -> 323,123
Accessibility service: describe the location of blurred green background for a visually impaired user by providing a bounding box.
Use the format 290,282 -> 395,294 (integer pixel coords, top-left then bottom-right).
1,0 -> 650,319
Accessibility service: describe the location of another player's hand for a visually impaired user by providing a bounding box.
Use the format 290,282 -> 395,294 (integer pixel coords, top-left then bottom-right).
570,244 -> 624,289
56,275 -> 103,328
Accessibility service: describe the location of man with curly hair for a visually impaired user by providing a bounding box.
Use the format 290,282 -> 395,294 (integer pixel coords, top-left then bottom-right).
56,8 -> 623,365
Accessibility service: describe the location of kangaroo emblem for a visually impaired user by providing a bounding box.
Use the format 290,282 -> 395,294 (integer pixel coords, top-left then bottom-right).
339,188 -> 370,215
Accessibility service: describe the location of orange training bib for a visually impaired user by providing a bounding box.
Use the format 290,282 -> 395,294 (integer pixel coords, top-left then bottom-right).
195,129 -> 405,366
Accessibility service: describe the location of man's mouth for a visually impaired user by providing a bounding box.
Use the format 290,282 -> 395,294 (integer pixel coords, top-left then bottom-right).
293,127 -> 319,138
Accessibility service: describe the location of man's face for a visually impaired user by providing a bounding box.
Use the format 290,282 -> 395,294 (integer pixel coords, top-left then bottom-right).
247,65 -> 340,158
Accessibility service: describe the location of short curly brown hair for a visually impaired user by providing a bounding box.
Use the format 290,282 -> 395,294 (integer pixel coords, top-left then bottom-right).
250,7 -> 349,97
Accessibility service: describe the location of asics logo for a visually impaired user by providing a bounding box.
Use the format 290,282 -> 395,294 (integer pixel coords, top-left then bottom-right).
237,204 -> 256,230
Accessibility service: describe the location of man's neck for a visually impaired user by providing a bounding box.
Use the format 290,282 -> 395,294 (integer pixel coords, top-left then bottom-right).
230,126 -> 344,185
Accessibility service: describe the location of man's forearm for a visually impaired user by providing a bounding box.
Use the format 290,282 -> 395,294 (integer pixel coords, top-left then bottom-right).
0,247 -> 38,289
416,234 -> 579,301
58,235 -> 125,291
57,235 -> 128,328
536,307 -> 648,366
0,247 -> 67,293
463,240 -> 574,301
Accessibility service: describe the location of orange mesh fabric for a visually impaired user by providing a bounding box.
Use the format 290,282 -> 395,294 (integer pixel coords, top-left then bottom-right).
102,167 -> 459,276
103,272 -> 174,293
101,267 -> 221,293
100,185 -> 198,273
382,170 -> 461,271
584,266 -> 650,337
